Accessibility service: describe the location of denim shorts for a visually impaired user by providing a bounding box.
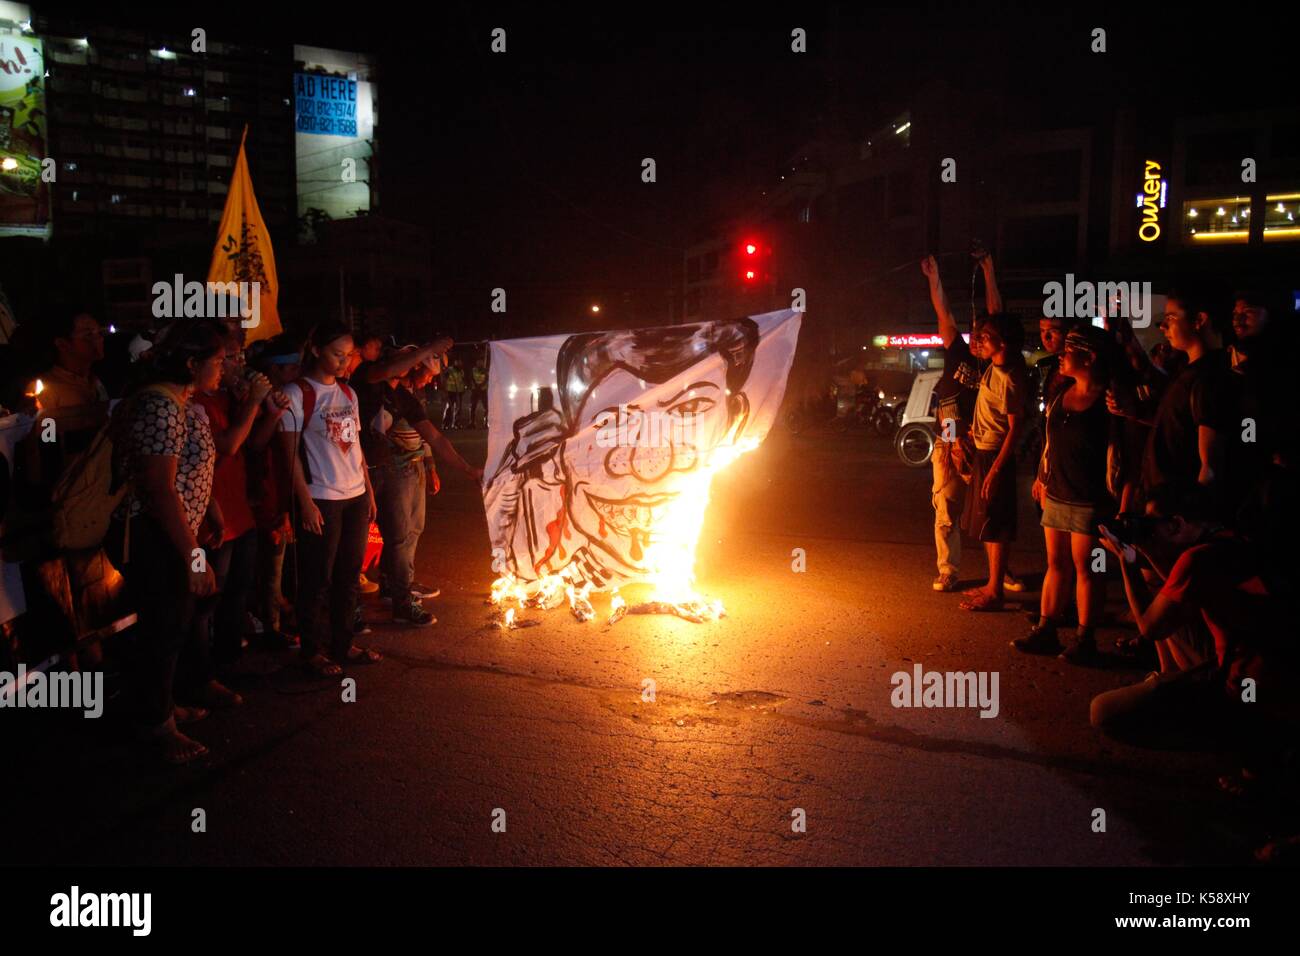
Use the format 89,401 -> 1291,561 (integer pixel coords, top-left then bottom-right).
1040,495 -> 1099,535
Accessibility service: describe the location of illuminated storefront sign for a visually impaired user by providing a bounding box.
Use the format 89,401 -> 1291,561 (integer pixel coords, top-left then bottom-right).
873,333 -> 970,349
1138,160 -> 1165,242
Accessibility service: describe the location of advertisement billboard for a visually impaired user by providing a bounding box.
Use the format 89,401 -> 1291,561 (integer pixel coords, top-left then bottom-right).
293,45 -> 375,226
0,23 -> 50,238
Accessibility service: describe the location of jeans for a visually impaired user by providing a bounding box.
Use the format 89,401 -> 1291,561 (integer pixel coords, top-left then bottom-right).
106,514 -> 195,729
442,392 -> 463,429
931,449 -> 963,576
295,494 -> 369,661
372,460 -> 426,602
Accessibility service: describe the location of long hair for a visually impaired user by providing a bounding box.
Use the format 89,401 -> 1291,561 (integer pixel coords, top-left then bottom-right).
304,321 -> 354,375
126,319 -> 225,393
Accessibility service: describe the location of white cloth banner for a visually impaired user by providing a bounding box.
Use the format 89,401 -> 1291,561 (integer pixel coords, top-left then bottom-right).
0,412 -> 34,624
483,309 -> 802,590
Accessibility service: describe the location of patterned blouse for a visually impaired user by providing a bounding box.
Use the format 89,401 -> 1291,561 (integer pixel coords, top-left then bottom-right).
114,389 -> 216,534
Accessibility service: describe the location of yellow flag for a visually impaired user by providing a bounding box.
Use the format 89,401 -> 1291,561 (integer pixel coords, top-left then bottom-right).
207,127 -> 282,343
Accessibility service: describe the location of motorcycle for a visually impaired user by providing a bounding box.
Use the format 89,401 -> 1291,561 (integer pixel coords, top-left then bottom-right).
870,388 -> 905,436
893,370 -> 942,468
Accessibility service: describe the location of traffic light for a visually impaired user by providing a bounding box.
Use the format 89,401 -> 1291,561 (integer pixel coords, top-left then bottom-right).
739,237 -> 766,286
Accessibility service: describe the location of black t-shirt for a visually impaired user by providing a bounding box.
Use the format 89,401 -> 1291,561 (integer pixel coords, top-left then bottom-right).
1141,350 -> 1232,491
1044,389 -> 1113,508
354,361 -> 430,464
934,333 -> 981,431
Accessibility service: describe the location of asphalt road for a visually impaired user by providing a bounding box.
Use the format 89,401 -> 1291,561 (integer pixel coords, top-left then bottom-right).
10,425 -> 1278,865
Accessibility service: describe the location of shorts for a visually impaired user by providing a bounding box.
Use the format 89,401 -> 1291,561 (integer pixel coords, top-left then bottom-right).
1040,495 -> 1101,536
961,447 -> 1017,543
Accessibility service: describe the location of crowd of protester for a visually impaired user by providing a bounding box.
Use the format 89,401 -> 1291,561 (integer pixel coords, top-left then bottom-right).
0,312 -> 483,766
922,254 -> 1299,858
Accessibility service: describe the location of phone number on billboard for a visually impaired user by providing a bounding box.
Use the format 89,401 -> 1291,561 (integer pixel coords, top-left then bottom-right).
297,117 -> 358,136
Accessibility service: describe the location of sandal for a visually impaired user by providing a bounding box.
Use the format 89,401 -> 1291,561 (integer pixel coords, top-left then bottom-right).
302,653 -> 343,677
343,645 -> 383,665
959,590 -> 1004,612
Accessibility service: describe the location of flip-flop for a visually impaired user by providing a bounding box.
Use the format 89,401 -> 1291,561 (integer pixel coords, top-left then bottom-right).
302,653 -> 342,677
343,646 -> 383,665
960,592 -> 1004,612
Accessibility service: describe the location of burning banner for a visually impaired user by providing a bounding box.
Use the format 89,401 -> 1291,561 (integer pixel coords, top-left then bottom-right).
482,309 -> 801,624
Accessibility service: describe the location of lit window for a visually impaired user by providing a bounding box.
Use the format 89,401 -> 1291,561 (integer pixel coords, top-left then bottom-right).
110,194 -> 122,204
1264,192 -> 1300,242
1182,196 -> 1249,244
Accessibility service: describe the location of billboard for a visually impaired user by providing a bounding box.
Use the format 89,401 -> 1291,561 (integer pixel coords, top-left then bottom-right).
293,45 -> 375,226
0,21 -> 50,238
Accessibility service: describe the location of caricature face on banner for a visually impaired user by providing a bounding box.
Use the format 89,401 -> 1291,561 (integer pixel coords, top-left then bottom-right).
482,309 -> 802,591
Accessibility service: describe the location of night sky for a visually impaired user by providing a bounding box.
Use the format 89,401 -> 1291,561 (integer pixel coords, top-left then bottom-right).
35,2 -> 1300,336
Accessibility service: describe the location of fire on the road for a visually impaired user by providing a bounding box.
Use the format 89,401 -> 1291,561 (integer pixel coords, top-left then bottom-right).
490,437 -> 759,627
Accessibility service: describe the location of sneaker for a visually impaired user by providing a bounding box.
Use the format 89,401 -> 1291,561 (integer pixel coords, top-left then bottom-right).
1012,620 -> 1061,654
409,581 -> 441,600
1059,629 -> 1101,666
1002,573 -> 1026,593
353,606 -> 372,635
358,573 -> 379,595
932,572 -> 959,592
393,597 -> 436,627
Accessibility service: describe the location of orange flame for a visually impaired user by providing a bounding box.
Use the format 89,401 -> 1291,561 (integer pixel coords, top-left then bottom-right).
488,438 -> 759,624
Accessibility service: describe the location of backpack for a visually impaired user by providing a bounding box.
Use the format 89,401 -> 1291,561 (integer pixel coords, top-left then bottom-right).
293,377 -> 356,484
51,385 -> 184,551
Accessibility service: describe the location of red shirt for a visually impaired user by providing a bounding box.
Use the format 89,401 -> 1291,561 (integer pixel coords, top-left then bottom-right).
194,390 -> 256,542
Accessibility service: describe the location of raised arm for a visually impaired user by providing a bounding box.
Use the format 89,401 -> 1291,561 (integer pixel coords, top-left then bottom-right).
980,253 -> 1003,315
921,256 -> 961,349
359,338 -> 454,384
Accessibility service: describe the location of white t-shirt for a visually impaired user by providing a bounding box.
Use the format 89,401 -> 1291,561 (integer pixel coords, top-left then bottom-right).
971,363 -> 1024,451
280,377 -> 367,500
